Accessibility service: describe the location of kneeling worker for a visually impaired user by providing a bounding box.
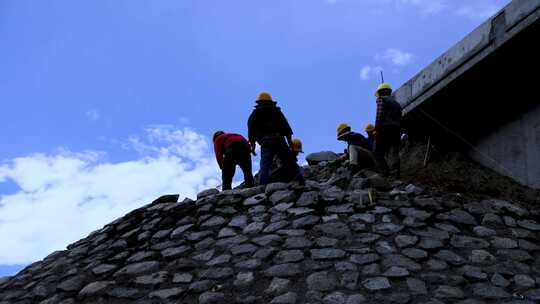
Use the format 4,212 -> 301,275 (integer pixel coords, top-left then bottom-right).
290,138 -> 303,160
336,123 -> 376,173
365,123 -> 376,152
269,138 -> 304,183
213,131 -> 255,191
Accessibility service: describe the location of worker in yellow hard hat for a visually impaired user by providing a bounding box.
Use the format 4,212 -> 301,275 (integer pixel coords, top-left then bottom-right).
267,138 -> 304,183
247,92 -> 304,185
335,123 -> 376,173
373,83 -> 403,178
365,123 -> 376,151
290,138 -> 303,157
375,83 -> 392,97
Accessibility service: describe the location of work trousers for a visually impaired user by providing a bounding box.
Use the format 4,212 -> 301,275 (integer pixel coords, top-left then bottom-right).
374,126 -> 401,177
348,145 -> 376,169
222,142 -> 254,190
259,137 -> 304,186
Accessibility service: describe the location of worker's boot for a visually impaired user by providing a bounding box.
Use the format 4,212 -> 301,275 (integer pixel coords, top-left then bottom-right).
394,167 -> 401,180
377,162 -> 390,178
294,172 -> 306,186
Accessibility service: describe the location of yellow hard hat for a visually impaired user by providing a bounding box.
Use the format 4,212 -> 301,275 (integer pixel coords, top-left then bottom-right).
291,138 -> 303,153
336,123 -> 351,138
257,92 -> 273,102
375,83 -> 392,97
365,124 -> 375,133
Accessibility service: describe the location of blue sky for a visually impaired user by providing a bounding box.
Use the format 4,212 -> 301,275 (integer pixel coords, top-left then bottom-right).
0,0 -> 510,276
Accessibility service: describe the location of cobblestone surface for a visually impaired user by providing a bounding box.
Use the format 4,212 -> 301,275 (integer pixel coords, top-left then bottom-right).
1,165 -> 539,303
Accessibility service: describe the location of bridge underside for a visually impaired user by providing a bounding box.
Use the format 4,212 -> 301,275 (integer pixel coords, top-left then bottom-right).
400,3 -> 540,189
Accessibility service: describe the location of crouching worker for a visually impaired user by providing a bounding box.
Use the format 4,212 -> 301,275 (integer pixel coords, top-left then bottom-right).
213,131 -> 255,191
269,138 -> 304,183
365,123 -> 376,152
290,138 -> 303,160
336,123 -> 376,174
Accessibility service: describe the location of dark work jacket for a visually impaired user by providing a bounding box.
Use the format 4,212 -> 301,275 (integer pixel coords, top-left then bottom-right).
366,135 -> 375,152
376,96 -> 402,129
247,101 -> 293,144
340,132 -> 369,150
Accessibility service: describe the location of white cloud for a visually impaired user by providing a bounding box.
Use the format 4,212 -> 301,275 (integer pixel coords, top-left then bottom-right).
359,48 -> 413,81
376,48 -> 414,67
360,65 -> 383,81
128,126 -> 211,161
0,126 -> 220,265
360,66 -> 371,80
86,109 -> 100,121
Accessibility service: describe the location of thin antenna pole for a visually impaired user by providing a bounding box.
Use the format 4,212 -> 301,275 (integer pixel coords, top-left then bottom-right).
380,71 -> 385,84
423,136 -> 431,167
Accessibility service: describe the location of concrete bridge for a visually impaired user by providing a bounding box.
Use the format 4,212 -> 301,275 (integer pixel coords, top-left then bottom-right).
395,0 -> 540,189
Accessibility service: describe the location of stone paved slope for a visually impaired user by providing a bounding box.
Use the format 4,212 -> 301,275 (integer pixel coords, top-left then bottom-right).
1,164 -> 540,304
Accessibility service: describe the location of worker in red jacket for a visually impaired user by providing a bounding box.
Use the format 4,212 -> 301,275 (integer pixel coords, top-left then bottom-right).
213,131 -> 255,191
